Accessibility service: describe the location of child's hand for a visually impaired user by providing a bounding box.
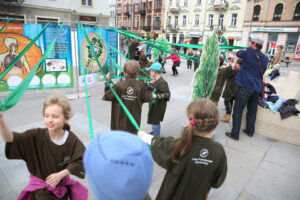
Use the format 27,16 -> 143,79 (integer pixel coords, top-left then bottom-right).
138,130 -> 147,138
46,172 -> 64,187
106,73 -> 111,82
152,94 -> 157,99
150,79 -> 155,84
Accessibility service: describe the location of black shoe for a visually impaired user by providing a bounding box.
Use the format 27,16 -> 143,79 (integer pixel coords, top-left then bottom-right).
243,129 -> 253,137
225,132 -> 239,141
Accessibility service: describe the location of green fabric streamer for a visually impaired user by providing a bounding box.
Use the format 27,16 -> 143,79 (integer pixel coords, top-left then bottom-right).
192,32 -> 220,100
0,22 -> 50,80
78,23 -> 97,140
0,23 -> 63,111
0,20 -> 10,33
111,75 -> 152,81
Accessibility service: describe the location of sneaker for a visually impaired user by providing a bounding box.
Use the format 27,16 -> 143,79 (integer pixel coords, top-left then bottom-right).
242,129 -> 253,137
225,132 -> 239,141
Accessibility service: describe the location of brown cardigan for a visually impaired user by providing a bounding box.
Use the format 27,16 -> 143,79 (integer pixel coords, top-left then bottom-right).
272,51 -> 285,70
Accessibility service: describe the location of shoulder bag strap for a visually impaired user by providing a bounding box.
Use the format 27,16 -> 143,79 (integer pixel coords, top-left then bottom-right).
256,53 -> 263,79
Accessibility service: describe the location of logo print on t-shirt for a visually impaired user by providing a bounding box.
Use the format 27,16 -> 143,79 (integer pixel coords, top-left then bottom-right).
200,149 -> 209,158
127,87 -> 134,95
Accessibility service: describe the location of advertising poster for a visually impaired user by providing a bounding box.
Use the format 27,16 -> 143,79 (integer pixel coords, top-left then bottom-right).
0,22 -> 73,91
77,26 -> 118,87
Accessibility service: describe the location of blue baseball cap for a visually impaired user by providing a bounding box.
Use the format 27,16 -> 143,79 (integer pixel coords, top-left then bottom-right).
146,62 -> 162,72
84,131 -> 154,200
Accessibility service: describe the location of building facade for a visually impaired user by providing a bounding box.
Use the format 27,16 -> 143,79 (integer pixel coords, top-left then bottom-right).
0,0 -> 109,29
242,0 -> 300,58
116,0 -> 166,39
109,0 -> 116,27
165,0 -> 247,46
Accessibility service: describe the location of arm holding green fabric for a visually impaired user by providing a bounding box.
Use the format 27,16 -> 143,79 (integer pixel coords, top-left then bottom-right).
0,110 -> 13,142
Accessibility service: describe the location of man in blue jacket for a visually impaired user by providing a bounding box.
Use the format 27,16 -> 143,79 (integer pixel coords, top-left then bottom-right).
226,37 -> 269,140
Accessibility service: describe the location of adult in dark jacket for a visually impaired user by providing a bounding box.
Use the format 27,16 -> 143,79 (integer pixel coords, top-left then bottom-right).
226,37 -> 269,140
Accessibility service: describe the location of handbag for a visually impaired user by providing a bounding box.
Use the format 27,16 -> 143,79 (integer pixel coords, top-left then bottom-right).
256,53 -> 265,98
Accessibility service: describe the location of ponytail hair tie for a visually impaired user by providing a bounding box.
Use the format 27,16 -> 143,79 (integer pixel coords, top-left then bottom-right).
190,120 -> 195,126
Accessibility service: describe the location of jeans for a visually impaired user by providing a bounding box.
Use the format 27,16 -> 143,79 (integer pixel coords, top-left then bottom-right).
152,124 -> 161,136
269,69 -> 280,80
231,87 -> 259,139
224,100 -> 233,114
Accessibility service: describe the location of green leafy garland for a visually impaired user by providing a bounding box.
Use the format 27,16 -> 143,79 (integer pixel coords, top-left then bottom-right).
192,32 -> 220,100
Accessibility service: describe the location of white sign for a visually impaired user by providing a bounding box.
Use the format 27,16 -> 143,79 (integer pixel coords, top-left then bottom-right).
252,27 -> 299,33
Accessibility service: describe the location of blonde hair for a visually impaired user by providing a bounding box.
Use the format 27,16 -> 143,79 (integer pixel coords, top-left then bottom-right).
123,60 -> 139,77
172,99 -> 219,162
43,93 -> 74,130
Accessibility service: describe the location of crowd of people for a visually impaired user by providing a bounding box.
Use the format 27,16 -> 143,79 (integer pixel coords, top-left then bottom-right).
0,36 -> 276,200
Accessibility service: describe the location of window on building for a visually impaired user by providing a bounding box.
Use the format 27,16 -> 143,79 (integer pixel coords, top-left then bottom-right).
285,33 -> 298,53
208,14 -> 213,26
135,4 -> 138,11
134,17 -> 138,27
210,0 -> 214,4
167,16 -> 171,25
141,18 -> 145,26
196,0 -> 201,6
166,34 -> 170,41
129,5 -> 132,13
147,16 -> 152,26
253,5 -> 260,21
0,14 -> 25,23
184,0 -> 188,6
180,34 -> 184,43
218,13 -> 224,27
124,19 -> 127,27
143,2 -> 146,10
155,17 -> 160,27
37,17 -> 59,25
182,15 -> 186,26
173,34 -> 177,43
232,0 -> 239,2
293,2 -> 300,20
156,0 -> 162,9
169,0 -> 172,7
118,18 -> 122,27
231,13 -> 237,26
82,0 -> 92,6
273,3 -> 283,21
195,14 -> 199,26
175,16 -> 178,27
176,0 -> 180,7
148,1 -> 152,10
128,20 -> 131,27
124,5 -> 127,13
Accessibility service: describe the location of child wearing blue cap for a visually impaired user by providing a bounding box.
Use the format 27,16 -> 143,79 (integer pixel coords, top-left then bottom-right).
138,99 -> 227,200
146,63 -> 170,136
84,130 -> 153,200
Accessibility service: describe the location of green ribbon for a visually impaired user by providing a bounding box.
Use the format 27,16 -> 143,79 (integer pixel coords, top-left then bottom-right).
0,22 -> 50,81
112,28 -> 201,63
111,75 -> 152,81
0,23 -> 63,111
0,19 -> 10,33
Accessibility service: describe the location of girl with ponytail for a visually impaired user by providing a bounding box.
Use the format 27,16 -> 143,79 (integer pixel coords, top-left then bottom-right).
138,99 -> 227,200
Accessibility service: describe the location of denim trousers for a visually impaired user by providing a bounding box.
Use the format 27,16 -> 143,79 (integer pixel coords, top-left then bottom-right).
231,87 -> 259,138
152,124 -> 161,136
